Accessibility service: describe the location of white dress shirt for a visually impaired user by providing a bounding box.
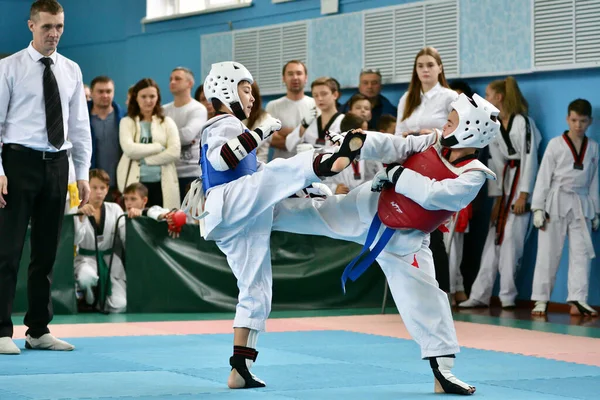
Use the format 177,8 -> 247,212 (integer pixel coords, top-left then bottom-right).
0,43 -> 92,180
394,83 -> 458,136
265,95 -> 316,159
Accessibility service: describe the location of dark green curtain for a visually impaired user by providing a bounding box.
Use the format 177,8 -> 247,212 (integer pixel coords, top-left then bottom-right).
125,218 -> 387,313
14,216 -> 389,315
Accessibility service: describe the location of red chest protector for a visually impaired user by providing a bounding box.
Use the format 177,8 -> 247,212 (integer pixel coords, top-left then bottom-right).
377,146 -> 457,233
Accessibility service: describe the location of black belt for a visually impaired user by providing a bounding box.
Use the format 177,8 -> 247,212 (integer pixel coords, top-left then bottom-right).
3,143 -> 67,160
507,159 -> 520,168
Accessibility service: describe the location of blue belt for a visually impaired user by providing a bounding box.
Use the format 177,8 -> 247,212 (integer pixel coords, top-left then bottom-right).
341,214 -> 395,293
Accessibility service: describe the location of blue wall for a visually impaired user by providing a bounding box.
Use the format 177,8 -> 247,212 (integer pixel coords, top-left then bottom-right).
1,0 -> 599,305
0,0 -> 33,54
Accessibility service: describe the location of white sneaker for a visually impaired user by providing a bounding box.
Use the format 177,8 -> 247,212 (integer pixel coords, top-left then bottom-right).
458,298 -> 488,308
25,334 -> 74,351
0,337 -> 20,355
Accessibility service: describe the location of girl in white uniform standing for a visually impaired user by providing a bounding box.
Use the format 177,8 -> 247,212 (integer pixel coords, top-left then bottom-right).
74,169 -> 127,313
460,77 -> 540,309
273,93 -> 501,395
530,99 -> 599,316
191,61 -> 367,390
285,77 -> 345,152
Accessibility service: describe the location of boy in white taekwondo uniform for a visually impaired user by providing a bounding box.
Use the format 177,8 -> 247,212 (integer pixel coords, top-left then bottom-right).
186,61 -> 367,389
285,77 -> 345,153
530,99 -> 599,316
461,111 -> 541,309
74,169 -> 127,313
272,93 -> 501,395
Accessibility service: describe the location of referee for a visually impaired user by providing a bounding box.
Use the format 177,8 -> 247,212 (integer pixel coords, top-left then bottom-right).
0,0 -> 92,354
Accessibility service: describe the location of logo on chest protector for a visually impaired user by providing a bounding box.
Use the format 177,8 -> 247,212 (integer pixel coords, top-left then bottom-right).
391,202 -> 403,214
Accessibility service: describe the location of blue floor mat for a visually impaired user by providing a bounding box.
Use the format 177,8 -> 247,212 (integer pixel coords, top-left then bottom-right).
0,331 -> 598,399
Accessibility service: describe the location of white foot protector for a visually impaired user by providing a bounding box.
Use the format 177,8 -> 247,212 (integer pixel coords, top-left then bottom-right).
430,356 -> 475,395
458,298 -> 488,308
531,301 -> 548,315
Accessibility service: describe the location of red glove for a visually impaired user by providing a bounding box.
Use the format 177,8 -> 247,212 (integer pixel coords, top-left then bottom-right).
167,210 -> 187,236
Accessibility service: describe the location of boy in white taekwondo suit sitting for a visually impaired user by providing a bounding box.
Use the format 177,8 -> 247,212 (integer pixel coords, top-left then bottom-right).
530,99 -> 599,317
183,61 -> 367,390
272,93 -> 501,395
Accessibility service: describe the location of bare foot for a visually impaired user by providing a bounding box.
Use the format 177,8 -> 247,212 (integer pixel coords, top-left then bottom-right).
331,156 -> 350,173
227,368 -> 245,389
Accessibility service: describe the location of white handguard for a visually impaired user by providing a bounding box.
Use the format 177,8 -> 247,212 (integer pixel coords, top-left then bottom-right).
533,209 -> 545,229
310,182 -> 333,197
371,164 -> 403,192
301,106 -> 318,128
296,143 -> 315,153
295,182 -> 333,198
593,214 -> 600,232
326,130 -> 347,146
255,116 -> 282,140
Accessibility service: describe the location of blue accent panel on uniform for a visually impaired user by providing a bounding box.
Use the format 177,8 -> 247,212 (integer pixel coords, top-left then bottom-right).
201,33 -> 233,81
460,0 -> 532,75
200,144 -> 257,193
308,13 -> 364,88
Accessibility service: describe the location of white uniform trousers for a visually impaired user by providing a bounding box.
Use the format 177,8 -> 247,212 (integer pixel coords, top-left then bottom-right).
205,150 -> 319,332
273,183 -> 460,358
75,254 -> 127,313
469,212 -> 530,305
531,211 -> 593,303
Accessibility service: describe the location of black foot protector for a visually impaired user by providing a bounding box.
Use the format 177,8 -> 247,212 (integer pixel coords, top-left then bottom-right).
429,356 -> 475,395
569,301 -> 598,316
313,129 -> 367,177
229,346 -> 266,389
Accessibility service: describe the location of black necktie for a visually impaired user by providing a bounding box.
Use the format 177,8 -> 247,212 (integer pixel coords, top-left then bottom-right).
40,57 -> 64,150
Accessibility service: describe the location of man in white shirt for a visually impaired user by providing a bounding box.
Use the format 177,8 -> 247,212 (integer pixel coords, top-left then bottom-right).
266,60 -> 316,160
0,0 -> 92,355
163,67 -> 207,200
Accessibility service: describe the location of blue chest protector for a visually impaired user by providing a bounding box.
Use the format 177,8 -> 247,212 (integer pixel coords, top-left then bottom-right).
200,143 -> 257,193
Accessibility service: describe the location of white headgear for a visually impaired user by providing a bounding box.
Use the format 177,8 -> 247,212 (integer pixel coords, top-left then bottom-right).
441,93 -> 500,149
203,61 -> 253,120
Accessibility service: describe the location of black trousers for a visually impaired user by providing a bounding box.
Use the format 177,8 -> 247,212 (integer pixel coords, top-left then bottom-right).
141,181 -> 163,208
429,228 -> 450,293
0,145 -> 68,338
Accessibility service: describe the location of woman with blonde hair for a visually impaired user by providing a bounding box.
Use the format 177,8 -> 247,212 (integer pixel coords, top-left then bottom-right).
117,78 -> 181,209
394,47 -> 459,296
460,76 -> 540,309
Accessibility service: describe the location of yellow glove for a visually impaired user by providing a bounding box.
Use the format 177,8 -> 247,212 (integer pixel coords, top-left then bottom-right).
68,182 -> 80,208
